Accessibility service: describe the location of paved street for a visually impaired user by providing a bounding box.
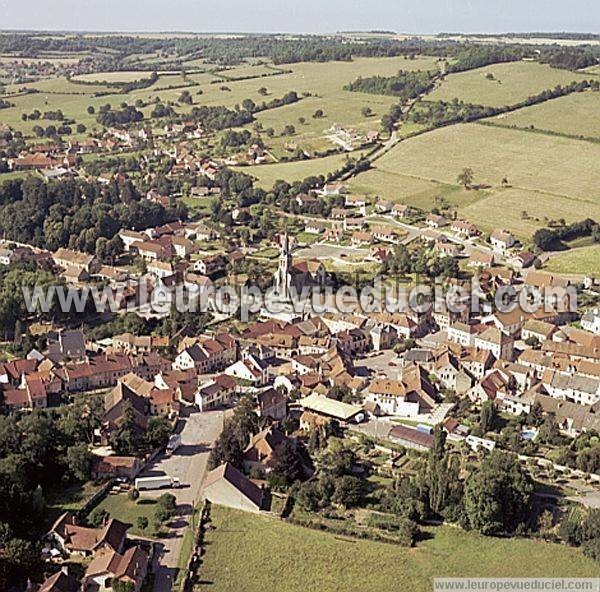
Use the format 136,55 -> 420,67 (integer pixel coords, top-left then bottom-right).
143,409 -> 225,592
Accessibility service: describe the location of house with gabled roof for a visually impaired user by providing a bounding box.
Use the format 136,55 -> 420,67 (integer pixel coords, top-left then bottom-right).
38,569 -> 81,592
47,512 -> 129,558
202,462 -> 264,512
83,545 -> 149,592
242,426 -> 291,474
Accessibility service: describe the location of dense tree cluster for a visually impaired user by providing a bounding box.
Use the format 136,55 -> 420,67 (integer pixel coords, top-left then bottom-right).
0,176 -> 182,254
110,405 -> 171,456
411,79 -> 598,129
344,70 -> 436,101
208,398 -> 260,469
96,104 -> 144,127
0,401 -> 105,587
382,243 -> 459,280
0,262 -> 67,333
540,48 -> 600,71
532,218 -> 599,251
446,45 -> 527,73
188,104 -> 253,131
462,451 -> 533,535
560,509 -> 600,563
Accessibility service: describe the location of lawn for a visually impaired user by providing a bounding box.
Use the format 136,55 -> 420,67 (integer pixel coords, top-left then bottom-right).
484,90 -> 600,140
544,245 -> 600,275
198,506 -> 599,592
94,492 -> 159,536
429,61 -> 588,107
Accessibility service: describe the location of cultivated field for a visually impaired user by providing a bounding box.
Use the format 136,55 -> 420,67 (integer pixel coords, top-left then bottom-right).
429,61 -> 588,107
198,506 -> 599,592
459,187 -> 598,239
484,90 -> 600,139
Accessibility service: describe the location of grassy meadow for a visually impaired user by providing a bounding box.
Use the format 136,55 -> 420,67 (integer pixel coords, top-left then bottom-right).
544,245 -> 600,275
197,506 -> 599,592
234,149 -> 368,188
347,168 -> 485,210
429,61 -> 589,107
348,122 -> 600,239
484,90 -> 600,139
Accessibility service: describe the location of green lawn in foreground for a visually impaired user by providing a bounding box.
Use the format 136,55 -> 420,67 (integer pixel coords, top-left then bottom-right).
198,506 -> 599,592
544,245 -> 600,276
94,492 -> 159,536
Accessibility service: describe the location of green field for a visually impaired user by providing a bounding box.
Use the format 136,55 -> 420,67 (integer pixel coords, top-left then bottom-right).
544,245 -> 600,275
0,56 -> 439,145
348,123 -> 600,239
72,71 -> 160,83
348,168 -> 485,210
429,61 -> 588,107
198,506 -> 599,592
582,65 -> 600,76
459,187 -> 598,239
234,149 -> 367,188
6,76 -> 115,94
484,91 -> 600,139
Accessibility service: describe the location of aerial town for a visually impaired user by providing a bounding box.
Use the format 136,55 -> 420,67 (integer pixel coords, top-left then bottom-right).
0,19 -> 598,592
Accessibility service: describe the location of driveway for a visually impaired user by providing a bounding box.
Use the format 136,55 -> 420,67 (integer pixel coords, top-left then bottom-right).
145,409 -> 225,592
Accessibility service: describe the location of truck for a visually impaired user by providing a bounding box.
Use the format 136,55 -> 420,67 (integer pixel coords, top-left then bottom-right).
166,433 -> 182,455
134,476 -> 181,491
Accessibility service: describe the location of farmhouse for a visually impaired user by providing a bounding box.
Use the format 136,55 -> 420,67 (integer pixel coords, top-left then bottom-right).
391,203 -> 412,218
451,219 -> 479,238
53,248 -> 99,273
474,326 -> 515,361
47,513 -> 129,558
522,319 -> 557,343
426,214 -> 448,228
490,229 -> 515,252
582,309 -> 600,335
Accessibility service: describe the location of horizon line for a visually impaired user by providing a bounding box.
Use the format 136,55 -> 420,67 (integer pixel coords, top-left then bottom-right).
0,29 -> 598,36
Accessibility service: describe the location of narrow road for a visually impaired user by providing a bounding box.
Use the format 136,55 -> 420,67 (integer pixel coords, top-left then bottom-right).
146,409 -> 225,592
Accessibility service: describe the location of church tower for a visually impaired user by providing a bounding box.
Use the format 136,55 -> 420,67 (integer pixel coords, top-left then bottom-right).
275,232 -> 292,300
